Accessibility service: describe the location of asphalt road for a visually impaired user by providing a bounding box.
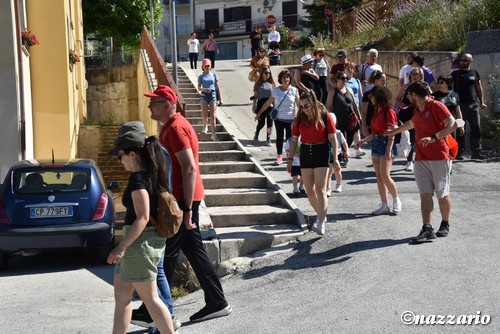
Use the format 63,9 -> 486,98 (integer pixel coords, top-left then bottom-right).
1,59 -> 499,334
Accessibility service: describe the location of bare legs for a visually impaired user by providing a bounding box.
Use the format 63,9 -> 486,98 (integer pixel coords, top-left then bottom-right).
420,193 -> 451,225
371,155 -> 398,204
112,273 -> 174,334
301,167 -> 329,222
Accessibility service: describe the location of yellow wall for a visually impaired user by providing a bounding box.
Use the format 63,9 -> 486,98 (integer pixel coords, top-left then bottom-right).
27,0 -> 85,159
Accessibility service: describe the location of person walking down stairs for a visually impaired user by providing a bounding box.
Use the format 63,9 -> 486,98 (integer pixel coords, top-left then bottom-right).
198,58 -> 222,141
252,66 -> 275,146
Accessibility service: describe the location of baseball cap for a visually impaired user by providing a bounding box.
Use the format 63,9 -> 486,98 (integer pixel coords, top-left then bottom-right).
144,85 -> 177,105
117,121 -> 146,137
202,58 -> 212,67
336,49 -> 347,58
301,54 -> 313,64
107,131 -> 146,155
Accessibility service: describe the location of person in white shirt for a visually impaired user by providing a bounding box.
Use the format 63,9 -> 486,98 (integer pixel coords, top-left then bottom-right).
267,24 -> 281,50
396,52 -> 418,102
187,32 -> 200,69
358,49 -> 383,91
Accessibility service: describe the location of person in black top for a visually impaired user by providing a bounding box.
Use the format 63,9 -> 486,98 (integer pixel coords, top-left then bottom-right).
432,75 -> 465,141
295,54 -> 319,94
451,53 -> 487,160
107,132 -> 175,334
248,25 -> 263,57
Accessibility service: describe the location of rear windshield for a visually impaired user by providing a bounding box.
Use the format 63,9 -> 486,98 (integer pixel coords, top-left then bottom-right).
14,169 -> 89,194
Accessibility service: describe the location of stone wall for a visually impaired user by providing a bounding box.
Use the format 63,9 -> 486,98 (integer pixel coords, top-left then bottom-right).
86,64 -> 139,124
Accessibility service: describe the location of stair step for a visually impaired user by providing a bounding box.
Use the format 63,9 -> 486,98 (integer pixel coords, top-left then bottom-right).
203,171 -> 267,188
199,161 -> 255,174
199,141 -> 237,151
206,205 -> 296,228
199,150 -> 246,162
216,224 -> 304,260
204,188 -> 280,206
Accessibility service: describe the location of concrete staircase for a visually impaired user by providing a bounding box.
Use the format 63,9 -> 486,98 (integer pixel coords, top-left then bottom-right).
175,66 -> 307,263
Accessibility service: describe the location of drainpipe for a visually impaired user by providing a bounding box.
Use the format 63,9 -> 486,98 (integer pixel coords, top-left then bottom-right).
14,0 -> 26,160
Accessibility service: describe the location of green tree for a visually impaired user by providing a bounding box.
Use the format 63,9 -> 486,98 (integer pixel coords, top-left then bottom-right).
82,0 -> 164,47
301,0 -> 362,36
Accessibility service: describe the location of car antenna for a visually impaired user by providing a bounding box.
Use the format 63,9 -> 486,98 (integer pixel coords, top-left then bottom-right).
52,149 -> 55,165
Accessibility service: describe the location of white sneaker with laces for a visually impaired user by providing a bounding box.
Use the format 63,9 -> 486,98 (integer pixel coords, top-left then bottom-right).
334,184 -> 342,193
372,203 -> 391,215
211,133 -> 217,141
312,219 -> 325,236
202,126 -> 208,134
393,198 -> 402,214
405,161 -> 414,172
326,188 -> 332,197
355,148 -> 366,157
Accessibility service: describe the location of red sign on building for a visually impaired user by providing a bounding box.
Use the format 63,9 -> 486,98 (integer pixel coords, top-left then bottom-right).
266,15 -> 276,25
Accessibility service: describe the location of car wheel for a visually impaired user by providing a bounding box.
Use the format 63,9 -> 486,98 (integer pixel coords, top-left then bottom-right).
0,252 -> 8,271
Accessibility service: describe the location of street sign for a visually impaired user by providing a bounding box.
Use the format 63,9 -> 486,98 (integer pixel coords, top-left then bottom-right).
266,15 -> 276,25
324,5 -> 333,19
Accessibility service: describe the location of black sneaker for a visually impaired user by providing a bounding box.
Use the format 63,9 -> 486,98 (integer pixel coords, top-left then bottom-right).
190,303 -> 232,322
455,154 -> 464,160
436,221 -> 449,237
131,304 -> 154,328
411,224 -> 436,244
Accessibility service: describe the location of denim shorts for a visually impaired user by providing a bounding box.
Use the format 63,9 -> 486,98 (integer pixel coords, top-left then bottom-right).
115,226 -> 166,282
200,91 -> 216,104
300,142 -> 330,168
371,135 -> 396,157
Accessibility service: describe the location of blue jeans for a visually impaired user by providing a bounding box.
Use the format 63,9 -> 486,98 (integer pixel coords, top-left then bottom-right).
157,255 -> 175,316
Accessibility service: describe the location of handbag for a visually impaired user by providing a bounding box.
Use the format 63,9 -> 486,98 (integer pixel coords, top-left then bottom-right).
347,112 -> 360,131
395,129 -> 411,158
270,89 -> 291,120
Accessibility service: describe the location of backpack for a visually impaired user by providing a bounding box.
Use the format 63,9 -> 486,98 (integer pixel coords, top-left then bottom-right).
150,190 -> 183,238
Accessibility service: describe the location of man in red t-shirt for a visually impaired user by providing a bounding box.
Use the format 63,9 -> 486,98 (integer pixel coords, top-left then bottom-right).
385,81 -> 458,244
146,85 -> 232,322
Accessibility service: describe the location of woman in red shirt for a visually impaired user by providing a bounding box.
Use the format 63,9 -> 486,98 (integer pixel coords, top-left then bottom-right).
356,86 -> 402,215
287,91 -> 340,236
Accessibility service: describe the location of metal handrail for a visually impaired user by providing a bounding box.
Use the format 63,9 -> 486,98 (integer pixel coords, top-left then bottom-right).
140,26 -> 185,115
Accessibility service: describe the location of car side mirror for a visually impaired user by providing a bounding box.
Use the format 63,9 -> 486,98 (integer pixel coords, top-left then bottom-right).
108,182 -> 119,190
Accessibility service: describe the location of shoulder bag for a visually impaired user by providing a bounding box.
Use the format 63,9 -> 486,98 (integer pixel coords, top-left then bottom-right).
270,89 -> 291,120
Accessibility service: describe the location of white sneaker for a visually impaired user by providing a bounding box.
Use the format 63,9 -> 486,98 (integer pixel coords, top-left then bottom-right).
355,148 -> 366,157
393,198 -> 402,214
371,203 -> 390,215
334,184 -> 342,193
405,161 -> 414,172
326,188 -> 332,197
312,219 -> 325,236
293,188 -> 300,196
202,126 -> 208,134
211,133 -> 217,141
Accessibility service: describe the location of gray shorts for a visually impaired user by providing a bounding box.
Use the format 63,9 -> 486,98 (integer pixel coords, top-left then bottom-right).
413,160 -> 452,198
115,226 -> 166,282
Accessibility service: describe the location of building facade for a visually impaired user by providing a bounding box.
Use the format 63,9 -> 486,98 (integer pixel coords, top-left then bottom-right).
0,0 -> 86,180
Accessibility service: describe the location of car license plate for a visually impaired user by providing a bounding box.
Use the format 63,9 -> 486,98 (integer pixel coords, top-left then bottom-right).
30,206 -> 73,218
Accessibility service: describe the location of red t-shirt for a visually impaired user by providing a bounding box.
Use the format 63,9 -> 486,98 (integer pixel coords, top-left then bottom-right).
330,63 -> 347,76
291,112 -> 336,143
412,99 -> 452,161
159,113 -> 204,201
370,108 -> 397,135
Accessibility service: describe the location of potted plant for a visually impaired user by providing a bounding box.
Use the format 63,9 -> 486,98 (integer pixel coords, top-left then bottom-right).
21,29 -> 39,50
69,50 -> 80,65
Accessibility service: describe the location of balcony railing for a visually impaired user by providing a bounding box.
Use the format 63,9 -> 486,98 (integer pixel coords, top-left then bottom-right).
85,49 -> 140,70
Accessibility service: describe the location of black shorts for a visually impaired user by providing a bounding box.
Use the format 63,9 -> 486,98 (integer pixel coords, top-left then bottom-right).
300,142 -> 329,168
291,165 -> 301,177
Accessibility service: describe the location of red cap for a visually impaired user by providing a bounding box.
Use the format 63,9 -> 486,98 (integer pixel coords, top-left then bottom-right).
144,85 -> 178,104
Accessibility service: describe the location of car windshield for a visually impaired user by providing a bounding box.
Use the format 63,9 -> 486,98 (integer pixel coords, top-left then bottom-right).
14,169 -> 89,194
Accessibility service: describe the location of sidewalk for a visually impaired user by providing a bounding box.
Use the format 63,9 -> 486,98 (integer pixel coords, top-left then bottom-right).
173,60 -> 500,334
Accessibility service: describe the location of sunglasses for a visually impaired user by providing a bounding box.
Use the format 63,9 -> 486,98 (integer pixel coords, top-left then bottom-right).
318,54 -> 325,57
117,152 -> 127,161
263,71 -> 271,75
460,59 -> 470,62
299,103 -> 311,110
338,77 -> 348,81
438,81 -> 446,85
411,72 -> 421,76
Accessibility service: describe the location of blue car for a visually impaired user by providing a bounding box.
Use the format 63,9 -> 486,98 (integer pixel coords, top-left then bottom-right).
0,159 -> 117,270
